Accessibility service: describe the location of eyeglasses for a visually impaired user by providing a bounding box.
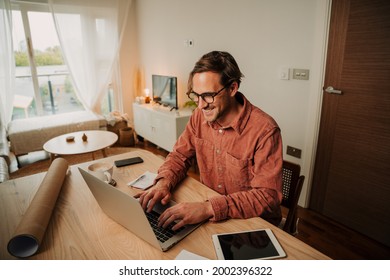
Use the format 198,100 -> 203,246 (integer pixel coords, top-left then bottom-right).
186,85 -> 228,104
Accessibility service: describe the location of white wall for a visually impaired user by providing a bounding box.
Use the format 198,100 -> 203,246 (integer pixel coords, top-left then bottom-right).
122,0 -> 331,207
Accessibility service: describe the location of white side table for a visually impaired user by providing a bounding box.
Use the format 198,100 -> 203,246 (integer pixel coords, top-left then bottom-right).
43,130 -> 118,161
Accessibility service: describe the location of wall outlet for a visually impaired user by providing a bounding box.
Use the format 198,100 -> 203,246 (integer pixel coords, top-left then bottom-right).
184,39 -> 194,47
286,145 -> 302,158
292,69 -> 310,80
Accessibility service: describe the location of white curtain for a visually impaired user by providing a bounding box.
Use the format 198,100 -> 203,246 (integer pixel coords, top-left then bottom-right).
0,0 -> 15,127
48,0 -> 130,113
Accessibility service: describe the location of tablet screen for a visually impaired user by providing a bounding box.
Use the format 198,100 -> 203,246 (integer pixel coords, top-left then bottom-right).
213,229 -> 286,260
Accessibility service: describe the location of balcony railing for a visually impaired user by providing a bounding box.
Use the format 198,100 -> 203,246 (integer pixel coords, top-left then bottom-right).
14,68 -> 114,120
14,69 -> 83,119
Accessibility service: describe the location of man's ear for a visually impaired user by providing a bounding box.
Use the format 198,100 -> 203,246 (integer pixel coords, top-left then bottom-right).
229,81 -> 239,97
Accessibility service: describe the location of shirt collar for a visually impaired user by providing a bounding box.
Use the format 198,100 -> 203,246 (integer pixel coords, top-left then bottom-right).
209,92 -> 252,135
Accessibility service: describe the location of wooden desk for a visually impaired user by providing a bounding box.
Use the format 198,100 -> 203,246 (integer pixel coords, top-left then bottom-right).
0,149 -> 330,260
43,130 -> 118,161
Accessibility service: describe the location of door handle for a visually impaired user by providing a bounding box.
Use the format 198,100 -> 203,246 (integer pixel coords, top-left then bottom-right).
324,86 -> 343,95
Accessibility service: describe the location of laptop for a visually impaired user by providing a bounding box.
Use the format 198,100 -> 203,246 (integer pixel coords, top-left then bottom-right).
78,168 -> 203,251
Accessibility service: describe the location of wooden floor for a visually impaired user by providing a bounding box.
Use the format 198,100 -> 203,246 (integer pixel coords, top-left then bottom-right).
12,140 -> 390,260
295,207 -> 390,259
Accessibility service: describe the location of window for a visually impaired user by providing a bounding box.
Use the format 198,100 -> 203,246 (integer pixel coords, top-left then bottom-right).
11,1 -> 117,120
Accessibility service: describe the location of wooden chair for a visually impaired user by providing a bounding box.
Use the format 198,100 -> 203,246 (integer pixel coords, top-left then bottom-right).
280,160 -> 305,235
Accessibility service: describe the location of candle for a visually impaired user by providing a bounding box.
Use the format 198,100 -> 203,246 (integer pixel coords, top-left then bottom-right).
144,88 -> 151,103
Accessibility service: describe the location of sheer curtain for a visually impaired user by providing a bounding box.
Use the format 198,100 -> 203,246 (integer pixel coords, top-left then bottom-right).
0,0 -> 15,127
48,0 -> 130,113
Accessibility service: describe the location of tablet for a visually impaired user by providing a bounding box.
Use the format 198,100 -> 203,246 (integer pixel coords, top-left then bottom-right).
212,229 -> 286,260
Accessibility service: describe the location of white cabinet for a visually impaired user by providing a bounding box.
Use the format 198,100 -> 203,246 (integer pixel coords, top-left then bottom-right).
133,103 -> 192,152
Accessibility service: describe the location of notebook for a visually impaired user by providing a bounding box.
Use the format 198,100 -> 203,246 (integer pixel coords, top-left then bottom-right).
79,168 -> 203,251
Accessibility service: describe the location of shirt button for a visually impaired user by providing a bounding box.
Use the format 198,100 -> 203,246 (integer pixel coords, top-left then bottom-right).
219,129 -> 223,134
218,166 -> 222,171
216,149 -> 221,154
217,184 -> 222,189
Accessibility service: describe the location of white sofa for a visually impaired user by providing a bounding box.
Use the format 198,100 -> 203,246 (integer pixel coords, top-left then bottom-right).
7,111 -> 107,157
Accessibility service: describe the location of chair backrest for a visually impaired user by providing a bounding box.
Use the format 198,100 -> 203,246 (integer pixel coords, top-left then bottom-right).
281,160 -> 305,234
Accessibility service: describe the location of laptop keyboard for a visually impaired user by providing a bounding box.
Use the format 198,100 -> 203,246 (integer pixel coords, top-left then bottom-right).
145,210 -> 183,243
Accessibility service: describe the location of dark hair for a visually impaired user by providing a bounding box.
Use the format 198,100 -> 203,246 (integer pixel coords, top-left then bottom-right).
187,51 -> 244,91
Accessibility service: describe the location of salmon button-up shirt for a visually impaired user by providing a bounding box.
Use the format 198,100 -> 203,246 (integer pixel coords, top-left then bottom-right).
155,93 -> 283,225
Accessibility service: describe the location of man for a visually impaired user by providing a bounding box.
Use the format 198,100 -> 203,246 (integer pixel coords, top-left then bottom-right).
136,51 -> 283,230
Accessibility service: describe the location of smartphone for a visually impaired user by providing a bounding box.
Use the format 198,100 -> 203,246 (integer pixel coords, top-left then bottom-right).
114,157 -> 144,167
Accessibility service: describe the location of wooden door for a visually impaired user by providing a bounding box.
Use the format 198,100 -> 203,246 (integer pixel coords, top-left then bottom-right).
310,0 -> 390,247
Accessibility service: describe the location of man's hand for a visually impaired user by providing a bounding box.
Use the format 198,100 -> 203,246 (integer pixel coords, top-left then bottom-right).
134,178 -> 172,212
158,201 -> 214,231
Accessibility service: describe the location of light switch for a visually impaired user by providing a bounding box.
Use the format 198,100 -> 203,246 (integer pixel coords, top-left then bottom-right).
279,67 -> 290,80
